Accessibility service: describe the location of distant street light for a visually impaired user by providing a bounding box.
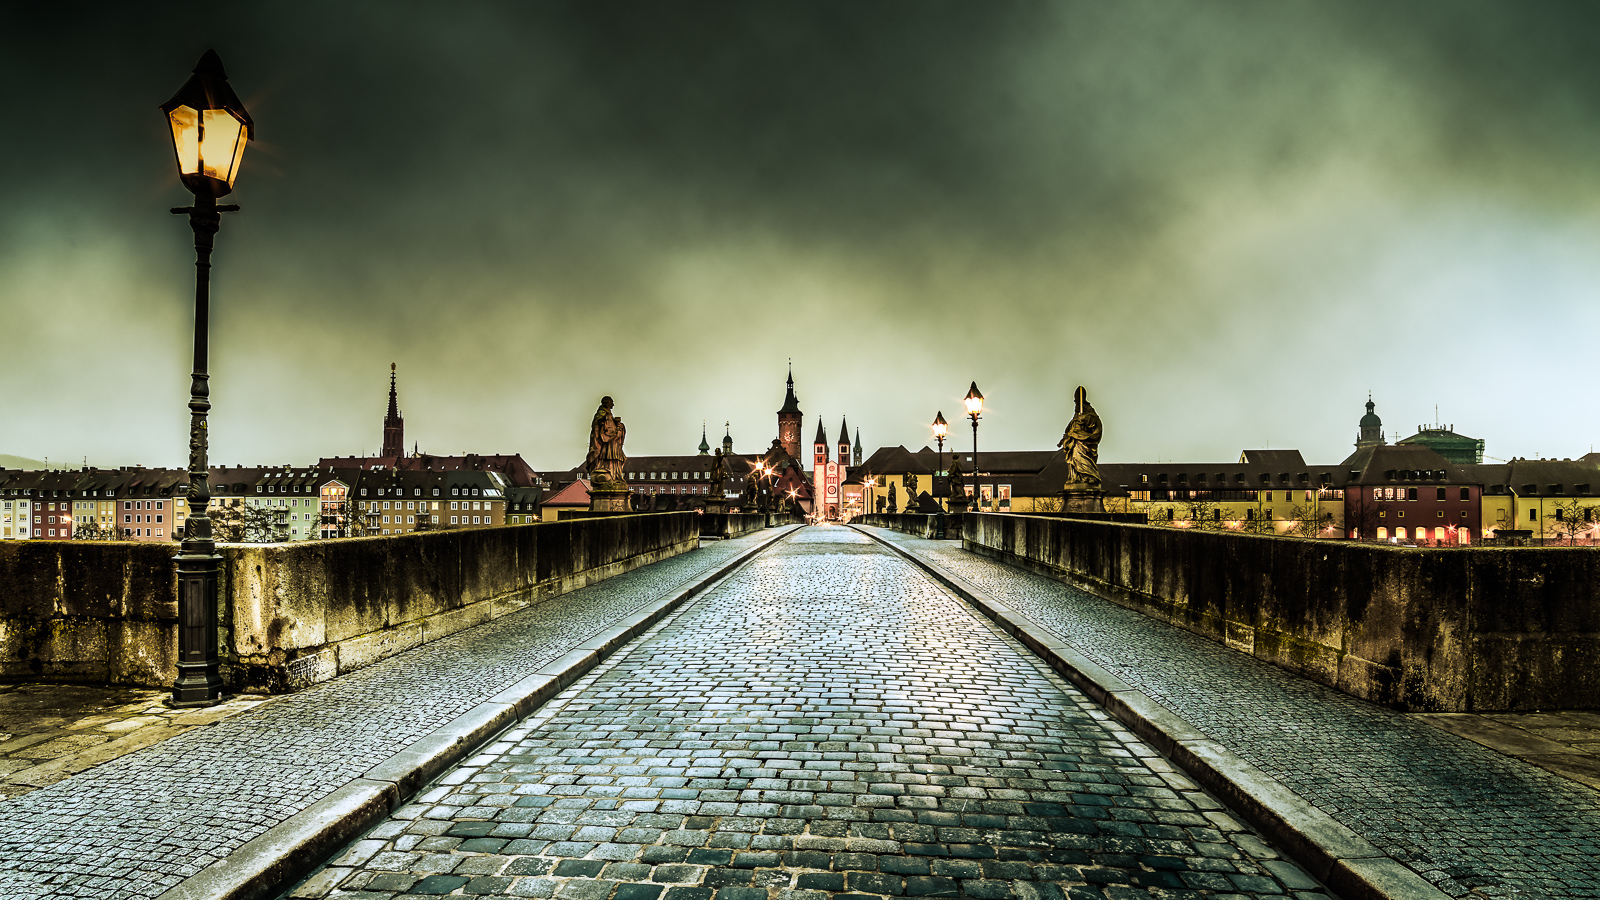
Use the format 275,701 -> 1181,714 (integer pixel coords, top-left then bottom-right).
162,49 -> 253,707
963,383 -> 983,510
931,412 -> 948,512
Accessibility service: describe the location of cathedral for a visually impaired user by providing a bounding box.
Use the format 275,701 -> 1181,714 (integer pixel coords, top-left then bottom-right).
757,366 -> 860,520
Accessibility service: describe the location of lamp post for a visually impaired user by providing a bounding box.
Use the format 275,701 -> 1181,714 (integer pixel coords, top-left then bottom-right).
963,383 -> 983,511
864,477 -> 876,515
162,50 -> 253,707
932,412 -> 948,512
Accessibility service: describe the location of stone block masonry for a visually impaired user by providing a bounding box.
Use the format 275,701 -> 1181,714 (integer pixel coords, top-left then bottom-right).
0,512 -> 701,693
961,512 -> 1600,712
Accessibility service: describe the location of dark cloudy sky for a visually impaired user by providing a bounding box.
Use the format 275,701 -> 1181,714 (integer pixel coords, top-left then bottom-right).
4,2 -> 1600,471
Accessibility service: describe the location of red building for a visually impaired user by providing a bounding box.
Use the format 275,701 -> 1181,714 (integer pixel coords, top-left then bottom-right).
1340,444 -> 1481,544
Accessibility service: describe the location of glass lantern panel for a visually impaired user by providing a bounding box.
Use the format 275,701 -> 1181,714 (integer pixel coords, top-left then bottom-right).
199,109 -> 246,186
168,105 -> 200,175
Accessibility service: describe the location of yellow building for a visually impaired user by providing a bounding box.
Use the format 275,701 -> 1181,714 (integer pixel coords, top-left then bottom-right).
1469,458 -> 1600,543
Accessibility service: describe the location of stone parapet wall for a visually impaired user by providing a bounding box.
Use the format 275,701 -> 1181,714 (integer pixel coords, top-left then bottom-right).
699,513 -> 768,540
854,513 -> 948,539
0,513 -> 699,692
962,512 -> 1600,712
0,541 -> 181,685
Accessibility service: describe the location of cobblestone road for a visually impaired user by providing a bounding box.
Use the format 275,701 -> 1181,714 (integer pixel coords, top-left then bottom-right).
295,526 -> 1326,900
0,530 -> 786,900
866,528 -> 1600,900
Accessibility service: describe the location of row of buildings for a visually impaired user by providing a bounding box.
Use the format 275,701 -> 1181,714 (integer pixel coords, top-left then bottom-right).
5,366 -> 1595,544
849,400 -> 1600,544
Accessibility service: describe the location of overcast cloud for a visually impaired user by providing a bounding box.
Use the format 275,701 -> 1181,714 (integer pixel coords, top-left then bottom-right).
3,2 -> 1599,470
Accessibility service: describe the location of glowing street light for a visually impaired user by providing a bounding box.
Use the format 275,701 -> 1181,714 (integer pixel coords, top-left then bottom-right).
931,412 -> 948,512
963,383 -> 983,507
162,49 -> 253,707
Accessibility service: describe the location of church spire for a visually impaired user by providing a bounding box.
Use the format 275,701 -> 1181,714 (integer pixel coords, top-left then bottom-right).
698,421 -> 710,456
854,427 -> 862,467
382,363 -> 405,458
779,361 -> 802,414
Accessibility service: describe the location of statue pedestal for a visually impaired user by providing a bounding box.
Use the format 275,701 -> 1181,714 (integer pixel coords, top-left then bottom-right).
588,484 -> 633,514
703,497 -> 727,516
1062,485 -> 1106,514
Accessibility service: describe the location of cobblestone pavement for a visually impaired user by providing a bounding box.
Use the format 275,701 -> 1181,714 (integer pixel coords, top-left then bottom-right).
0,530 -> 787,900
865,528 -> 1600,900
0,685 -> 269,801
294,526 -> 1327,900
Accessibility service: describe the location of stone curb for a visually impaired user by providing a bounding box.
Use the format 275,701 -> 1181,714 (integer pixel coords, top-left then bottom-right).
853,526 -> 1449,900
156,526 -> 800,900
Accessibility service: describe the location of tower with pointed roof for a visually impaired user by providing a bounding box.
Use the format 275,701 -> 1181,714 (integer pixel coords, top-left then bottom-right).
777,363 -> 803,460
722,422 -> 734,456
698,423 -> 710,456
813,417 -> 842,518
1356,395 -> 1385,450
838,417 -> 851,467
854,428 -> 862,467
382,363 -> 405,459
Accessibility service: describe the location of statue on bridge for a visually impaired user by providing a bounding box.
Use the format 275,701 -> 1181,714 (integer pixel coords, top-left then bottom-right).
710,449 -> 727,489
947,459 -> 967,513
1059,386 -> 1103,490
1058,385 -> 1106,512
905,472 -> 918,510
585,397 -> 632,513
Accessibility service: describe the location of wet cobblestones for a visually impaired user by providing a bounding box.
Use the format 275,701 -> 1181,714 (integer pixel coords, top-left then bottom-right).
867,528 -> 1600,900
299,526 -> 1326,900
0,530 -> 784,900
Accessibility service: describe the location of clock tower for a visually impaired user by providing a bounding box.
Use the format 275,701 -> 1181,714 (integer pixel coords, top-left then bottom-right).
777,364 -> 803,460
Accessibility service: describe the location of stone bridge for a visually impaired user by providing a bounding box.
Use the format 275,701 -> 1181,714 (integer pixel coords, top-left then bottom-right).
0,520 -> 1596,900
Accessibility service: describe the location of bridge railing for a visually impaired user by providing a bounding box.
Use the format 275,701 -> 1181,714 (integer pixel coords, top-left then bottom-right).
0,512 -> 700,693
960,512 -> 1600,712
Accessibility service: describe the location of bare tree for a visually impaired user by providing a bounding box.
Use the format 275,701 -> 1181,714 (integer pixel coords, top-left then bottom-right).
1031,494 -> 1064,514
212,502 -> 287,543
321,498 -> 375,538
71,520 -> 120,541
1179,497 -> 1228,531
1548,499 -> 1597,544
1286,502 -> 1330,538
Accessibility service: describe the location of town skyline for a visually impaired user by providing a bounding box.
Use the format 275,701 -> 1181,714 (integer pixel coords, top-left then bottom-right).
4,4 -> 1600,468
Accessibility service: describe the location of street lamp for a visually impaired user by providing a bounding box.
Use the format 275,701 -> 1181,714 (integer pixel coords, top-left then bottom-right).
162,49 -> 253,707
963,383 -> 983,510
931,412 -> 948,512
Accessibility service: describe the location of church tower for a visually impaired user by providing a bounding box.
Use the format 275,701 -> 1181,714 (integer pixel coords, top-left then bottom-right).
838,417 -> 851,467
777,364 -> 803,460
853,428 -> 862,467
813,418 -> 841,518
382,363 -> 405,459
722,422 -> 734,456
1356,395 -> 1385,449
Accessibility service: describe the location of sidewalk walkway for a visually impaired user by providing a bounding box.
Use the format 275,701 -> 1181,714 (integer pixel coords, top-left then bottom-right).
864,528 -> 1600,900
0,529 -> 792,900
